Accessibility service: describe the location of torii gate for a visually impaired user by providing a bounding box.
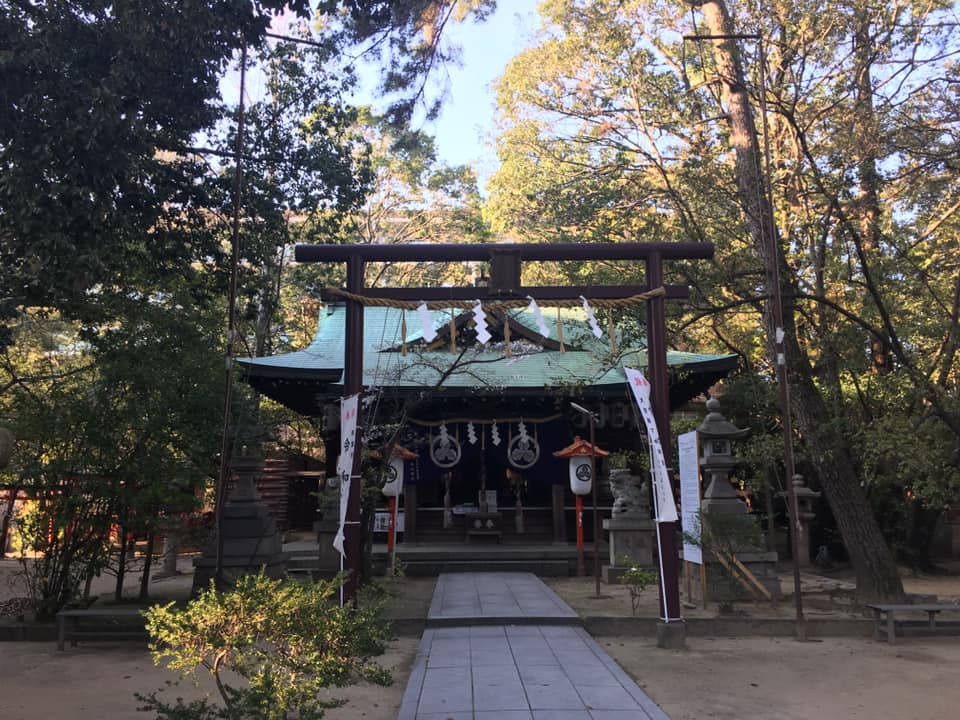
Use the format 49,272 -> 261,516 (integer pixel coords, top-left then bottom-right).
294,241 -> 713,647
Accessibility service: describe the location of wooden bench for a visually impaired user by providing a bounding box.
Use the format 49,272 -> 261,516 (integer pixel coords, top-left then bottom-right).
864,603 -> 960,644
56,607 -> 147,650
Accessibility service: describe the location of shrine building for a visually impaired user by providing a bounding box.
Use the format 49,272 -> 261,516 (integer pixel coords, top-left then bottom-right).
239,301 -> 737,572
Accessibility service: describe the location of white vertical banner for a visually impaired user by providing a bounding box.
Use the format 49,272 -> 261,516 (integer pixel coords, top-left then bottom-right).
623,367 -> 679,523
677,431 -> 702,565
332,393 -> 360,557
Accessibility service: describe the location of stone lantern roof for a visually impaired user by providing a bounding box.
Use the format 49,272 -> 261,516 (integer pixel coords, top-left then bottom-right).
697,396 -> 750,440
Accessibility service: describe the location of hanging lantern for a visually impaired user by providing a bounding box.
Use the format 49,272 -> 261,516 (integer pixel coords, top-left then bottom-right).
553,436 -> 610,496
370,445 -> 419,497
383,457 -> 403,497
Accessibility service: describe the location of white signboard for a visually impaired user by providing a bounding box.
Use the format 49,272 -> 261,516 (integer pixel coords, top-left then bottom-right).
678,431 -> 702,565
333,393 -> 359,557
623,367 -> 679,522
374,512 -> 405,533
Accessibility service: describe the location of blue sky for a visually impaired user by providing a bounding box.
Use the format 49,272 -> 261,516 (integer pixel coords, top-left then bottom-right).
418,1 -> 541,184
230,2 -> 542,187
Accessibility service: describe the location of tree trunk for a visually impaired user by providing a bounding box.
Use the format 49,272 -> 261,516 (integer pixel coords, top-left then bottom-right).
0,486 -> 19,557
114,519 -> 128,602
139,530 -> 155,602
693,0 -> 904,600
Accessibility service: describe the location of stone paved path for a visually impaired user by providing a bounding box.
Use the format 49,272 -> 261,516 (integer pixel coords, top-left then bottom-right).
399,572 -> 671,719
427,571 -> 579,622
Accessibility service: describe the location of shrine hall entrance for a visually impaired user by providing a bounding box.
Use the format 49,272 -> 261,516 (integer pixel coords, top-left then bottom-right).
411,461 -> 556,544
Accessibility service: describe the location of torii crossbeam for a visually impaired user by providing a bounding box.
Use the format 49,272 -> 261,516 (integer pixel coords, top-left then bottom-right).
294,241 -> 714,648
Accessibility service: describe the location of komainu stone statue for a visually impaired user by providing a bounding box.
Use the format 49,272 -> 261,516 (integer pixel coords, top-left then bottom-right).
608,469 -> 649,517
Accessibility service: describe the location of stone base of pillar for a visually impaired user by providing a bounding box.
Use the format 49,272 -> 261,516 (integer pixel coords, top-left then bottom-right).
656,621 -> 686,649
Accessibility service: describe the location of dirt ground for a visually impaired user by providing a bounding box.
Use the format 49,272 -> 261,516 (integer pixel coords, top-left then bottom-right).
3,559 -> 960,719
601,635 -> 960,720
0,637 -> 420,720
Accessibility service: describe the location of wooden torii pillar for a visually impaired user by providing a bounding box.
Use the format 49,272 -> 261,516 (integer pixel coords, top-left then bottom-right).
295,241 -> 712,647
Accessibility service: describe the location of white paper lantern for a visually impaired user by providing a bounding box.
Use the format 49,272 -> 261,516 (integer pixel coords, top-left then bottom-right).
568,456 -> 592,495
382,456 -> 404,497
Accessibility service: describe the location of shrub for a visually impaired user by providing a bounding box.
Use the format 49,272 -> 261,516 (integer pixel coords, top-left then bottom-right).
616,554 -> 657,615
139,572 -> 391,720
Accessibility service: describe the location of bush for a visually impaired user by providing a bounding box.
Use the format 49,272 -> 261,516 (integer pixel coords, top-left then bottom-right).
616,555 -> 657,615
139,572 -> 391,720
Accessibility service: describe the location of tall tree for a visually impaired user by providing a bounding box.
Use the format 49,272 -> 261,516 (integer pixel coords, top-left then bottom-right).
0,0 -> 312,322
488,0 -> 960,598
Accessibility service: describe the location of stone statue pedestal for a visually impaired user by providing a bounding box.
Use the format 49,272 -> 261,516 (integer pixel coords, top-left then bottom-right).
601,515 -> 655,583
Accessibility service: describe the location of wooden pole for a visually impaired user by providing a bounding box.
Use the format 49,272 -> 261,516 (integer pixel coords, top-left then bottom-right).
646,252 -> 682,623
342,254 -> 364,604
387,497 -> 396,553
576,495 -> 585,576
590,413 -> 601,597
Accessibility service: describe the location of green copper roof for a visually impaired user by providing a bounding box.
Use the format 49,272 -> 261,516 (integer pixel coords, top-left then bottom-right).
239,304 -> 737,396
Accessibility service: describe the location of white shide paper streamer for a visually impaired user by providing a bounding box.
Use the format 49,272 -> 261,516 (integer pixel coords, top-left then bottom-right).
580,295 -> 603,338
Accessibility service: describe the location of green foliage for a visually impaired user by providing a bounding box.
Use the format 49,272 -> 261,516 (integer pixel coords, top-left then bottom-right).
1,298 -> 222,613
0,0 -> 309,317
141,573 -> 391,720
488,0 -> 960,591
14,492 -> 113,619
685,511 -> 766,612
323,0 -> 498,126
616,554 -> 657,615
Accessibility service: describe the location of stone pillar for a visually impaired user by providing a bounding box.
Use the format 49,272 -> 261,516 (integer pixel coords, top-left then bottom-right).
151,531 -> 181,579
552,483 -> 566,544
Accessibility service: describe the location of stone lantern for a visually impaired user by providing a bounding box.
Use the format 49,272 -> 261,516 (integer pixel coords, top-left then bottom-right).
781,474 -> 820,567
697,397 -> 779,599
698,397 -> 750,515
192,451 -> 288,593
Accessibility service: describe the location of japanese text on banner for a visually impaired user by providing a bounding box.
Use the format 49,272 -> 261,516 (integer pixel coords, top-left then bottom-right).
623,367 -> 679,523
333,393 -> 359,556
